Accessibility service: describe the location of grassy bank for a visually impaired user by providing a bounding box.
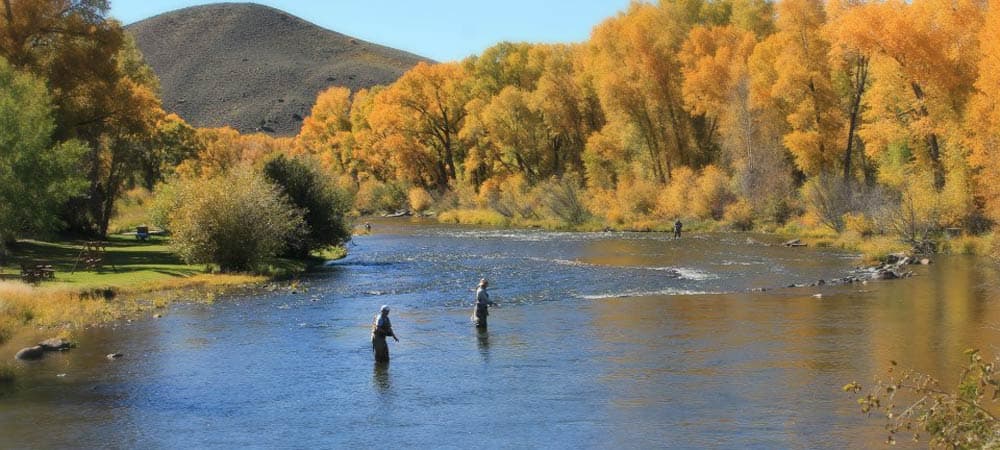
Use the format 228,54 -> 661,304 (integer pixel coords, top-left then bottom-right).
0,235 -> 345,352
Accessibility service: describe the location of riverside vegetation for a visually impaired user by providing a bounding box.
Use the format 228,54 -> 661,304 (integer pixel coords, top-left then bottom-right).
0,1 -> 350,381
2,0 -> 1000,443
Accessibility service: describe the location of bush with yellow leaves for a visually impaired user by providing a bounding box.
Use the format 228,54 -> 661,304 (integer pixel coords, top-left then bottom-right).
407,187 -> 434,213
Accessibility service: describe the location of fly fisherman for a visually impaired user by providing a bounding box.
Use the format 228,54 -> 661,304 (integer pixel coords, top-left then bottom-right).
472,278 -> 495,328
372,305 -> 398,362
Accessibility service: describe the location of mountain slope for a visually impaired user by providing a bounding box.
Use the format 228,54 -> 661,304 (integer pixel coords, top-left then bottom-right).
127,2 -> 430,136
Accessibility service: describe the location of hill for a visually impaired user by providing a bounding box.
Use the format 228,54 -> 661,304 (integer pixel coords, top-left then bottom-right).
126,2 -> 431,136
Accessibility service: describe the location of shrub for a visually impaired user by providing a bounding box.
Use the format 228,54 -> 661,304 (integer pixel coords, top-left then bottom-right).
407,187 -> 434,213
263,155 -> 351,257
493,175 -> 538,220
160,167 -> 304,272
723,200 -> 753,231
656,166 -> 697,219
842,212 -> 875,237
354,179 -> 406,215
805,173 -> 895,234
690,165 -> 735,220
615,177 -> 659,223
534,175 -> 591,226
846,350 -> 1000,447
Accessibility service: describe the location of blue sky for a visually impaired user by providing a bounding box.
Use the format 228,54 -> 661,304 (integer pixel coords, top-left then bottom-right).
110,1 -> 632,62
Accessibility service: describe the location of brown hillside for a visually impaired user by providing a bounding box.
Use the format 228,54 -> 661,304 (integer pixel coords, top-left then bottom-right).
126,2 -> 431,136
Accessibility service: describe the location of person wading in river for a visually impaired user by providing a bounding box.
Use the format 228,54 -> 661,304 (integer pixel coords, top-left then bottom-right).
472,279 -> 495,328
673,219 -> 683,239
372,305 -> 398,362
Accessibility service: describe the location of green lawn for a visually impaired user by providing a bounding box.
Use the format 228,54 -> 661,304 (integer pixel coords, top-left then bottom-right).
1,234 -> 340,290
2,235 -> 210,289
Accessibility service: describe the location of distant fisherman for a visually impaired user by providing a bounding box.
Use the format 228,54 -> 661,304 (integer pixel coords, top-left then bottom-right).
472,279 -> 495,328
372,305 -> 398,362
673,219 -> 683,239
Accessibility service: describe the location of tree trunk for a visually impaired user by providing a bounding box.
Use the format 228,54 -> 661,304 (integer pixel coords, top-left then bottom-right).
910,82 -> 945,191
843,56 -> 869,184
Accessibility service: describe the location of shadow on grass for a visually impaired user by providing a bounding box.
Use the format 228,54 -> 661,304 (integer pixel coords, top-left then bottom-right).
5,236 -> 194,275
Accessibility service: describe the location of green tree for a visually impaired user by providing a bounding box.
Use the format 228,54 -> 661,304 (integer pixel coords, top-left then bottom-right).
0,57 -> 85,247
263,155 -> 351,257
1,1 -> 165,236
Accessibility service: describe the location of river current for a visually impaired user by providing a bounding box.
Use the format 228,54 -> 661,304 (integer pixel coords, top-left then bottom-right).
2,220 -> 999,448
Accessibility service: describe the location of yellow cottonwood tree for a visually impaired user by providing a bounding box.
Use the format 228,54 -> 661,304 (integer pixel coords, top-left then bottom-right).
834,0 -> 984,190
585,1 -> 694,184
749,0 -> 842,177
366,62 -> 470,190
295,86 -> 355,175
967,3 -> 1000,222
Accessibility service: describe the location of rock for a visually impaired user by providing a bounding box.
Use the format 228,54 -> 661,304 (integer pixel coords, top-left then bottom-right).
874,269 -> 905,280
38,338 -> 74,351
885,252 -> 908,265
920,258 -> 932,265
15,346 -> 45,361
106,353 -> 124,360
812,293 -> 823,298
153,313 -> 162,319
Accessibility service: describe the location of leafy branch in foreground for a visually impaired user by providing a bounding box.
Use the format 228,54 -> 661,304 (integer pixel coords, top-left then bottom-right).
844,349 -> 1000,448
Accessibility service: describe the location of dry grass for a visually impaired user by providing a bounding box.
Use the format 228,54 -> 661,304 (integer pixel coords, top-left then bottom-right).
0,274 -> 263,347
438,209 -> 510,227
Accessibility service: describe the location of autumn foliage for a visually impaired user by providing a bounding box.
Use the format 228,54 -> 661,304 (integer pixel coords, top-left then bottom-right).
5,0 -> 1000,254
286,0 -> 997,244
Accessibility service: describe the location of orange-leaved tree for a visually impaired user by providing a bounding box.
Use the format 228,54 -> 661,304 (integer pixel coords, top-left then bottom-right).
366,62 -> 471,190
749,0 -> 842,178
585,1 -> 694,185
295,86 -> 357,176
967,2 -> 1000,224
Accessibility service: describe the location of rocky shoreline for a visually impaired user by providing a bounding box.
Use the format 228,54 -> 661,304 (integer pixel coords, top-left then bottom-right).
749,252 -> 929,293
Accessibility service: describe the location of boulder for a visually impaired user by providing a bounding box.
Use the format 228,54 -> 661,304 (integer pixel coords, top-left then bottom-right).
106,353 -> 124,360
920,258 -> 932,265
15,346 -> 45,361
783,239 -> 806,247
38,338 -> 74,351
884,252 -> 908,265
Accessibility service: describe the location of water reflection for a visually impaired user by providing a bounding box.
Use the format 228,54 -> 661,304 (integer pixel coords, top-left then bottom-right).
3,223 -> 1000,449
372,362 -> 391,393
476,329 -> 490,361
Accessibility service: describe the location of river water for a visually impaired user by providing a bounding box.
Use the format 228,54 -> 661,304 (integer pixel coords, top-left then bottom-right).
2,221 -> 999,449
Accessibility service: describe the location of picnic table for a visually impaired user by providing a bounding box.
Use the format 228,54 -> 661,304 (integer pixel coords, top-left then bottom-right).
72,241 -> 116,273
21,264 -> 55,283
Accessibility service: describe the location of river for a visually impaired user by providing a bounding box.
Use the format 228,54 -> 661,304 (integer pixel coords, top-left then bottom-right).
2,220 -> 999,448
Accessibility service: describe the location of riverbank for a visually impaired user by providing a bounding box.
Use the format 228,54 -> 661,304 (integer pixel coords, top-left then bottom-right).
433,207 -> 995,262
4,220 -> 995,448
0,235 -> 345,374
